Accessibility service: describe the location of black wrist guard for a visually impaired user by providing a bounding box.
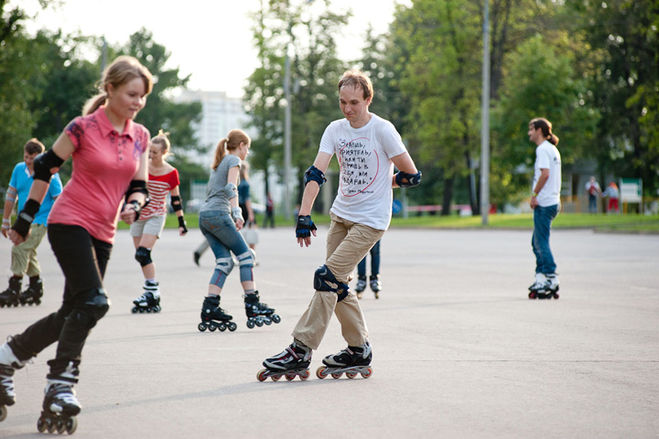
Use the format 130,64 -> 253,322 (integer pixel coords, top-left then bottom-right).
395,170 -> 422,188
11,199 -> 41,238
170,195 -> 183,212
295,215 -> 317,238
178,215 -> 188,233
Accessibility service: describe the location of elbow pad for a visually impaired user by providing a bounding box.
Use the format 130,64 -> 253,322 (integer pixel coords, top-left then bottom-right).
170,195 -> 183,212
222,183 -> 238,200
33,149 -> 64,183
304,165 -> 326,187
395,170 -> 422,188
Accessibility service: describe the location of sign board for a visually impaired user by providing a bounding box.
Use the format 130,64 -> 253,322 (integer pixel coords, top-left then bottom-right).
620,178 -> 642,203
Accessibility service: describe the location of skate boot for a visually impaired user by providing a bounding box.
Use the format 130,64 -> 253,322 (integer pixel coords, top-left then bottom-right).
19,276 -> 43,306
0,343 -> 26,423
244,291 -> 281,329
258,341 -> 312,382
355,275 -> 367,299
38,362 -> 81,435
528,273 -> 559,300
193,250 -> 201,266
131,280 -> 161,313
369,274 -> 382,299
316,342 -> 373,380
545,273 -> 560,298
198,295 -> 237,332
0,276 -> 21,308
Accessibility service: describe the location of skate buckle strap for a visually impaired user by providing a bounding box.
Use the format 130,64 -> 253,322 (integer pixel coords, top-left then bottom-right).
286,346 -> 300,360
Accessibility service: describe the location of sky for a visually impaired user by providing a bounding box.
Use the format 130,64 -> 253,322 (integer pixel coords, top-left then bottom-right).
19,0 -> 410,98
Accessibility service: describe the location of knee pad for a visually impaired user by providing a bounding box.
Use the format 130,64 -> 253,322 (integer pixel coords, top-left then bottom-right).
68,288 -> 110,331
236,250 -> 255,268
313,265 -> 349,302
134,246 -> 152,267
215,256 -> 234,275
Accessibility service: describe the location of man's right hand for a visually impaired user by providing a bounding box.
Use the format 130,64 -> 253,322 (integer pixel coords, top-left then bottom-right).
295,215 -> 317,247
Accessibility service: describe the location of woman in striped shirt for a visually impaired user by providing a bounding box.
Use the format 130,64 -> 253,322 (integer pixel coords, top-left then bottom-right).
130,130 -> 188,313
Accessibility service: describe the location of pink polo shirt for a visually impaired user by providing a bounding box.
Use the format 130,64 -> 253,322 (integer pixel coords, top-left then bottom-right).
48,106 -> 150,244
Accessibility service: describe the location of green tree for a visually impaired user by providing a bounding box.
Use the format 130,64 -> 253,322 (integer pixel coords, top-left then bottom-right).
568,0 -> 659,194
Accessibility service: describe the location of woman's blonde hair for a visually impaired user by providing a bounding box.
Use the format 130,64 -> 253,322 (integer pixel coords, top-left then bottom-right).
212,129 -> 250,170
151,129 -> 171,156
82,55 -> 153,116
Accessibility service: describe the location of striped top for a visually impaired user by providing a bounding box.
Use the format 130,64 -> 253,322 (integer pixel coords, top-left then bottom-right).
140,169 -> 180,220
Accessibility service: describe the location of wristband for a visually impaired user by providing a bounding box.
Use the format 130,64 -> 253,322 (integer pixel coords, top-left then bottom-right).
231,207 -> 243,222
532,192 -> 538,197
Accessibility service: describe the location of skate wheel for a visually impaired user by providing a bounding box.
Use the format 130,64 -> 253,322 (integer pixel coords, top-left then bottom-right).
37,416 -> 46,432
264,318 -> 272,326
346,371 -> 358,379
246,320 -> 255,329
218,323 -> 227,332
56,418 -> 66,434
374,293 -> 380,299
154,305 -> 161,312
271,374 -> 282,382
331,372 -> 342,379
132,307 -> 138,313
66,417 -> 78,434
528,292 -> 536,299
361,366 -> 373,379
0,405 -> 7,422
146,307 -> 152,313
299,369 -> 310,381
228,322 -> 237,332
257,368 -> 268,382
255,319 -> 264,327
285,372 -> 296,381
271,314 -> 281,324
316,366 -> 328,379
197,323 -> 207,332
553,293 -> 560,299
47,417 -> 56,433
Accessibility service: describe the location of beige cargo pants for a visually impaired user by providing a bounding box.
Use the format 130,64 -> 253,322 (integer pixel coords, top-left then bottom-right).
292,212 -> 385,350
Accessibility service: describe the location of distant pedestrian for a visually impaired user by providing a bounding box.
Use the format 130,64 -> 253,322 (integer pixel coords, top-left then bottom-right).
0,139 -> 62,307
585,176 -> 601,213
602,181 -> 620,214
263,192 -> 275,228
527,117 -> 561,299
355,239 -> 382,299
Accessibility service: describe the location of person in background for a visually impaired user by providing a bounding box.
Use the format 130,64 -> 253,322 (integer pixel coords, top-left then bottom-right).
0,139 -> 62,307
585,176 -> 601,213
354,239 -> 382,299
602,181 -> 620,214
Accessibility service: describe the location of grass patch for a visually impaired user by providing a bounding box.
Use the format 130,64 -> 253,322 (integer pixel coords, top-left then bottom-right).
118,212 -> 659,234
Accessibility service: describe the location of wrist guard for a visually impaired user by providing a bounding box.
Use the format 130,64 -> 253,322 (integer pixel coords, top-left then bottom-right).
178,215 -> 188,233
295,215 -> 317,238
11,199 -> 41,238
395,170 -> 422,188
231,207 -> 243,223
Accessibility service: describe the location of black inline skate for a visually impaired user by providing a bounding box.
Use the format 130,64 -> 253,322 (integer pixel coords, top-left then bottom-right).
244,291 -> 281,329
131,281 -> 161,313
0,343 -> 25,423
19,276 -> 43,306
198,295 -> 237,332
369,275 -> 382,299
257,341 -> 312,382
316,342 -> 373,380
0,276 -> 21,308
355,275 -> 367,299
38,361 -> 81,435
528,273 -> 560,300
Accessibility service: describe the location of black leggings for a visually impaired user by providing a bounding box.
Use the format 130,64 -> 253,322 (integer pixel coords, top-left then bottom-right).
9,224 -> 112,375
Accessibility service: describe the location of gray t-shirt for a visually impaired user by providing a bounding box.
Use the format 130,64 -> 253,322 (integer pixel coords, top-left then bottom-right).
201,154 -> 241,213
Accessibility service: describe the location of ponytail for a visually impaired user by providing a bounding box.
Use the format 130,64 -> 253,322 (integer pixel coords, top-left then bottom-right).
82,92 -> 108,116
212,138 -> 228,170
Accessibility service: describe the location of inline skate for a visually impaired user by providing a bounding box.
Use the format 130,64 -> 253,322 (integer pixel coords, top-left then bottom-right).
528,273 -> 560,300
355,275 -> 367,299
198,295 -> 237,332
131,280 -> 161,313
257,342 -> 311,382
244,291 -> 281,329
0,343 -> 25,423
316,342 -> 373,380
0,276 -> 21,308
37,382 -> 80,434
369,275 -> 382,299
19,276 -> 43,306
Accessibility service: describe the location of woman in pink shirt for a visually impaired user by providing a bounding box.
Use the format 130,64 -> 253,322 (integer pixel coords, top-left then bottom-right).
0,56 -> 152,433
130,130 -> 188,313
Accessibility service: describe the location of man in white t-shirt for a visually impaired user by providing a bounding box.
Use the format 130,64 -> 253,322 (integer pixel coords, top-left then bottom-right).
259,70 -> 421,381
527,117 -> 562,299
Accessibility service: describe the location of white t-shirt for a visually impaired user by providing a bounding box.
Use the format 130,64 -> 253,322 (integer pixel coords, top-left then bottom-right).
319,113 -> 407,230
533,140 -> 562,207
